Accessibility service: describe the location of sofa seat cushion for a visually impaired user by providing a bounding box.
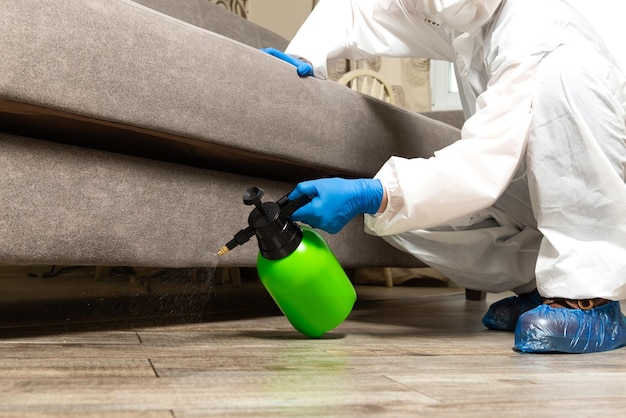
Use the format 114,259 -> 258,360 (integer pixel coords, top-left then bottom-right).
0,0 -> 460,183
0,133 -> 424,268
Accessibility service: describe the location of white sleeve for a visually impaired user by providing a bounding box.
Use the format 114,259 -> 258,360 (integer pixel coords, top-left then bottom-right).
365,57 -> 540,235
285,0 -> 454,79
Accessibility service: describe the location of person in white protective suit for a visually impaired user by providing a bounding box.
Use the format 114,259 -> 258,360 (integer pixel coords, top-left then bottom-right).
264,0 -> 626,353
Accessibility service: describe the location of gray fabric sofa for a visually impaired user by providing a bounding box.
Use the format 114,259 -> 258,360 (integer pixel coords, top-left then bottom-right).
0,0 -> 462,270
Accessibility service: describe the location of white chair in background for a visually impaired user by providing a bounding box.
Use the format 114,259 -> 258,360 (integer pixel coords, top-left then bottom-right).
337,69 -> 396,105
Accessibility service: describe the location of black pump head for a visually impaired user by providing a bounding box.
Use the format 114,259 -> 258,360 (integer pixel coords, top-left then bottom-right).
217,187 -> 311,260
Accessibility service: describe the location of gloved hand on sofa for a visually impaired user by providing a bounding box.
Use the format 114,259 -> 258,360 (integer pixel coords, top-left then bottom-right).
288,178 -> 384,233
260,47 -> 314,77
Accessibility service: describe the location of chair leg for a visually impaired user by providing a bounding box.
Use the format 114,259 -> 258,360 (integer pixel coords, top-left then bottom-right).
465,289 -> 486,301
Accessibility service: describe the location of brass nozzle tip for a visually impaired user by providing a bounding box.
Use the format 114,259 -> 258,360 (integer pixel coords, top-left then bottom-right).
217,246 -> 229,257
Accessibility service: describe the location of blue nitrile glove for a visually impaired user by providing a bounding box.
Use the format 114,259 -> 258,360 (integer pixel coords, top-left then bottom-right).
288,178 -> 384,234
260,47 -> 314,77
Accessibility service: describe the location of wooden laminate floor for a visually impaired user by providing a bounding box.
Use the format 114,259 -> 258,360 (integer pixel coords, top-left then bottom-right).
0,267 -> 625,417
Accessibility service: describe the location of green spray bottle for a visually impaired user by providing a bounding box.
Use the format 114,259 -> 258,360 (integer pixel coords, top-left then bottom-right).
217,186 -> 356,338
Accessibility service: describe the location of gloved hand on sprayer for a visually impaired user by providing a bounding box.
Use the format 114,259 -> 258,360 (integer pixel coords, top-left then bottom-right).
288,178 -> 385,234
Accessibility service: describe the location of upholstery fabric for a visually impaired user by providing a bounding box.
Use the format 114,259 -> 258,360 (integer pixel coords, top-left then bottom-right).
0,134 -> 418,268
421,110 -> 465,130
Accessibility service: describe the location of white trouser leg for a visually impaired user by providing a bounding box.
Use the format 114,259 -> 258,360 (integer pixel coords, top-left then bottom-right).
527,46 -> 626,300
381,171 -> 543,294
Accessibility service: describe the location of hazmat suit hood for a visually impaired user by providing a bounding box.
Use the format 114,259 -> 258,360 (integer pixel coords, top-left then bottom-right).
414,0 -> 502,33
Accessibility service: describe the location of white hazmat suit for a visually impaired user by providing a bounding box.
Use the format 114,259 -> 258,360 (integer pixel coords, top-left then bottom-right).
285,0 -> 626,299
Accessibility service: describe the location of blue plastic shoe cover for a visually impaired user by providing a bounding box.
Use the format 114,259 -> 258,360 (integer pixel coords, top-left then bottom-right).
514,301 -> 626,354
482,289 -> 544,331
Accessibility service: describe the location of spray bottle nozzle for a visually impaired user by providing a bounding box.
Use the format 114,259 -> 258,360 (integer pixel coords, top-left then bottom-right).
217,225 -> 255,256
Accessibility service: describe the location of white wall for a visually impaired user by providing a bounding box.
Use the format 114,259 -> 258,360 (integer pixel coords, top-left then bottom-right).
247,0 -> 313,40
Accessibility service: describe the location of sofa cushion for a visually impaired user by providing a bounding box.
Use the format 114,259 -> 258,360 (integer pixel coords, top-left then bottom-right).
0,133 -> 424,268
0,0 -> 461,183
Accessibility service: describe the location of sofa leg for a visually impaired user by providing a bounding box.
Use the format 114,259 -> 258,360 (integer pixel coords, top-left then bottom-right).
230,267 -> 242,288
465,289 -> 486,301
382,267 -> 394,288
94,266 -> 111,281
216,267 -> 241,287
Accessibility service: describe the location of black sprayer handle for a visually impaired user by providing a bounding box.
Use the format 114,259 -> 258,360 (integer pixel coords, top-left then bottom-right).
277,193 -> 312,218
